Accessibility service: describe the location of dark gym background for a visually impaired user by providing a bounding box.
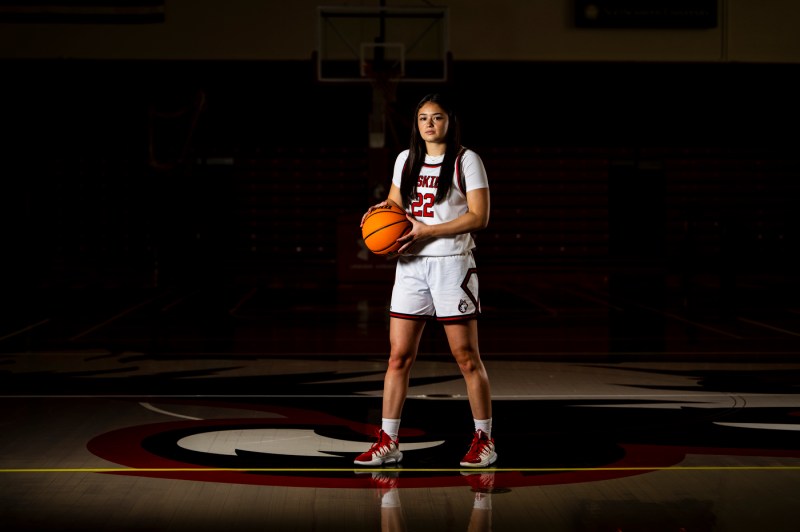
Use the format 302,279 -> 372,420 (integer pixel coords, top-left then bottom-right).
2,3 -> 800,531
2,2 -> 798,358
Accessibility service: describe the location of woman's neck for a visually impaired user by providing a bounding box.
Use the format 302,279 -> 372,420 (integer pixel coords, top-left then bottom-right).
425,141 -> 446,156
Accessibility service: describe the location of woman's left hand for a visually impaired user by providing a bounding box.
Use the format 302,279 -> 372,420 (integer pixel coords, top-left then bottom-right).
395,214 -> 432,254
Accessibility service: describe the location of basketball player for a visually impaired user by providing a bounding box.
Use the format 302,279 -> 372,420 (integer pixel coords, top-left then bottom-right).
355,93 -> 496,468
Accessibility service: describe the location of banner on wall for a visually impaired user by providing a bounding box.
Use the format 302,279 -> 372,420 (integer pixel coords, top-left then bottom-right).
575,0 -> 717,28
0,1 -> 165,24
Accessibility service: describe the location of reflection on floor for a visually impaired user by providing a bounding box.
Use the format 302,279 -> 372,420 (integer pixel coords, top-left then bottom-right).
1,275 -> 799,530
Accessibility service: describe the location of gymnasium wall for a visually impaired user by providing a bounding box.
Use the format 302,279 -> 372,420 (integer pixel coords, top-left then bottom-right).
1,0 -> 799,63
1,1 -> 798,312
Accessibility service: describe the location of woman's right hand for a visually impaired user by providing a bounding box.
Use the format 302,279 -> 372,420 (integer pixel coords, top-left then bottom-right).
360,200 -> 389,227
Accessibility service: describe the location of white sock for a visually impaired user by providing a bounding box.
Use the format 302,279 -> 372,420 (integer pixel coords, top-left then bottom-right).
474,418 -> 492,439
382,418 -> 401,441
381,488 -> 401,508
473,492 -> 492,510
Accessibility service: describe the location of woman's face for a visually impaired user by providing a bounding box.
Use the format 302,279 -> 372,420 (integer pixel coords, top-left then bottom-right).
417,102 -> 449,145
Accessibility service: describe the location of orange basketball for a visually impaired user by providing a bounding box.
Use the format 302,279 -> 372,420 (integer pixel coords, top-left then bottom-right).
361,204 -> 412,255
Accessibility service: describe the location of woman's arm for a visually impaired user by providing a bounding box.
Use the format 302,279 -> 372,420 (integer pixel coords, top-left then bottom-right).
360,184 -> 406,227
398,187 -> 490,252
387,184 -> 405,210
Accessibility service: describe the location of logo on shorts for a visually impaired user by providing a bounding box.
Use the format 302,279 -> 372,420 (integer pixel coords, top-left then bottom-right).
458,299 -> 468,313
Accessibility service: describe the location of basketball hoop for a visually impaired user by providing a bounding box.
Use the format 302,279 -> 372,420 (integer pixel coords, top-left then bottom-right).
316,5 -> 448,148
316,6 -> 448,83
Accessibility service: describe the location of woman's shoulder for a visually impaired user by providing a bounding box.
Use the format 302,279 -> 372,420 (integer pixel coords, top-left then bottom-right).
392,149 -> 411,177
458,147 -> 484,165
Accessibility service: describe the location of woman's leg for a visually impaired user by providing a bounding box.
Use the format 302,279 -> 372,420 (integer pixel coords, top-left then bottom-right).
382,317 -> 426,419
354,317 -> 426,466
445,319 -> 497,467
443,319 -> 492,420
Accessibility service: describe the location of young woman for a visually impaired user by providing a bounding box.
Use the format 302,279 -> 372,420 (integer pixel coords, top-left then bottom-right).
355,93 -> 496,468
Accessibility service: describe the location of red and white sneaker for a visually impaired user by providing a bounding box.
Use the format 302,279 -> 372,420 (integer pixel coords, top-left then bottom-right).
369,470 -> 400,500
354,430 -> 403,466
459,430 -> 497,468
461,470 -> 496,493
354,468 -> 402,508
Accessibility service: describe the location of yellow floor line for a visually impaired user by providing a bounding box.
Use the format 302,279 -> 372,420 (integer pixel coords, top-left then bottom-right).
2,466 -> 800,473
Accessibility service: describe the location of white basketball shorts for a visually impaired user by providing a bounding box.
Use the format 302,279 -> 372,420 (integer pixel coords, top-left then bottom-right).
389,252 -> 480,322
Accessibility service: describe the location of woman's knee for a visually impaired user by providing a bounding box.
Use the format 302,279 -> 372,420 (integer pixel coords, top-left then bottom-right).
387,349 -> 415,372
452,347 -> 483,374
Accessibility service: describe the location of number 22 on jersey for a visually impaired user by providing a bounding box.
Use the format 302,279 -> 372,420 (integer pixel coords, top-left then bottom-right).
411,193 -> 435,218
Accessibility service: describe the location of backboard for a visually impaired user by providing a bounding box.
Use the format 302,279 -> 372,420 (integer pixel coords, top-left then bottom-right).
316,5 -> 449,83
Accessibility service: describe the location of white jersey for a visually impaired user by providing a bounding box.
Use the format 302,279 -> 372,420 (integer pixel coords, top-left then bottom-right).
392,148 -> 489,256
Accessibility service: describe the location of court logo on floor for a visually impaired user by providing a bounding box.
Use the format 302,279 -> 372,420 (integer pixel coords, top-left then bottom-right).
87,398 -> 800,488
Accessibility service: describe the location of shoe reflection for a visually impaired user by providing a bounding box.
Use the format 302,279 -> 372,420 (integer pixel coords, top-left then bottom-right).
356,469 -> 498,532
462,471 -> 495,532
374,470 -> 405,532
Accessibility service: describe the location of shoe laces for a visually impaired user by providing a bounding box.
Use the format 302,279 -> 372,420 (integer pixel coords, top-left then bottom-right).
466,430 -> 492,457
368,430 -> 395,456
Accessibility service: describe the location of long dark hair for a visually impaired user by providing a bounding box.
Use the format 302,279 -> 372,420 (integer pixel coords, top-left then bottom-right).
400,93 -> 462,208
